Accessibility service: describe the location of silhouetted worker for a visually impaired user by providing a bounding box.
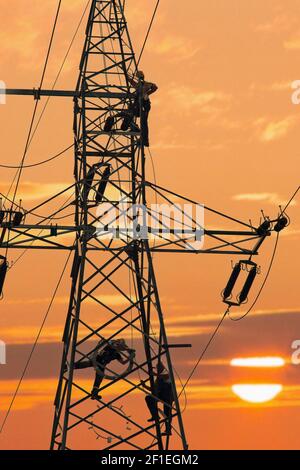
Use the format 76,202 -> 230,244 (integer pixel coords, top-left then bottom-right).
143,362 -> 174,436
74,339 -> 135,400
129,70 -> 158,147
104,70 -> 158,147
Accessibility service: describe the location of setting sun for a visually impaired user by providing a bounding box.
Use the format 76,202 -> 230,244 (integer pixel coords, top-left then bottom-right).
230,357 -> 285,368
232,384 -> 283,404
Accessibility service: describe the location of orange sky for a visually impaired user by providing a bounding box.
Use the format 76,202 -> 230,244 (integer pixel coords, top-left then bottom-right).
0,0 -> 299,450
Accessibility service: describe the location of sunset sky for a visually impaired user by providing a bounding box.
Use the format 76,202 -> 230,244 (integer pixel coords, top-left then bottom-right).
0,0 -> 300,450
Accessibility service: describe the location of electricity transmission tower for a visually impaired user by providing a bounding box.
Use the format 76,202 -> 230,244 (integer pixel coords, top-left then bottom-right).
0,0 -> 281,450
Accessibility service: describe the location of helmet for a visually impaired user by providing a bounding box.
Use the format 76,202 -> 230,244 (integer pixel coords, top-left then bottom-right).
137,70 -> 145,80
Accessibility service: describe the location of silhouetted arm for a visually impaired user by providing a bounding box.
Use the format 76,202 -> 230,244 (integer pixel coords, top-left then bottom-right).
117,349 -> 135,365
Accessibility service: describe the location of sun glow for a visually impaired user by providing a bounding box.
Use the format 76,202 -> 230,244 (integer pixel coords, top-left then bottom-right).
232,384 -> 283,403
230,357 -> 285,368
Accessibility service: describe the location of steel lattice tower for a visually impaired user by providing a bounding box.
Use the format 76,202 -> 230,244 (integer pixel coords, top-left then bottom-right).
0,0 -> 280,451
50,0 -> 189,450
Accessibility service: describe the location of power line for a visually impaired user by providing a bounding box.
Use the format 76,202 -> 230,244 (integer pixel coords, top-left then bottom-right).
281,185 -> 300,213
27,0 -> 91,149
0,249 -> 73,434
4,0 -> 90,202
0,189 -> 74,222
0,190 -> 74,273
39,1 -> 63,89
136,0 -> 160,68
0,251 -> 72,433
178,230 -> 281,396
178,307 -> 230,398
4,1 -> 63,261
9,0 -> 63,208
0,144 -> 73,169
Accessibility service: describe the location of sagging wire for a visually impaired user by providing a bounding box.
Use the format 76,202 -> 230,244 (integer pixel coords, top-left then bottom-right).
0,144 -> 73,169
177,183 -> 299,397
26,0 -> 91,150
8,0 -> 63,207
88,421 -> 111,442
0,248 -> 73,433
88,403 -> 132,444
4,0 -> 63,260
0,190 -> 75,222
5,192 -> 75,271
3,0 -> 90,205
178,306 -> 231,399
178,233 -> 280,395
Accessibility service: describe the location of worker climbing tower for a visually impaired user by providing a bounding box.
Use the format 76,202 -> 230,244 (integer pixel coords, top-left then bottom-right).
50,0 -> 188,450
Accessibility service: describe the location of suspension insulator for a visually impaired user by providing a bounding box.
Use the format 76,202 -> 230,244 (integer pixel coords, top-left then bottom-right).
96,166 -> 111,203
274,216 -> 288,232
84,166 -> 97,200
238,266 -> 257,304
13,211 -> 23,226
223,263 -> 241,300
257,219 -> 271,236
0,256 -> 8,297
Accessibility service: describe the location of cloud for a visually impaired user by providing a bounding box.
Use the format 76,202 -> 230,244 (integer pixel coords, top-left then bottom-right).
278,228 -> 300,239
178,380 -> 300,410
150,141 -> 196,151
249,81 -> 293,95
152,35 -> 200,61
0,181 -> 72,201
0,20 -> 40,61
165,86 -> 232,128
168,86 -> 231,114
232,192 -> 297,207
255,15 -> 293,34
0,1 -> 86,75
284,36 -> 300,50
270,81 -> 293,91
0,378 -> 58,411
0,322 -> 213,345
5,294 -> 136,307
0,378 -> 130,411
254,117 -> 296,142
3,306 -> 300,345
2,374 -> 300,413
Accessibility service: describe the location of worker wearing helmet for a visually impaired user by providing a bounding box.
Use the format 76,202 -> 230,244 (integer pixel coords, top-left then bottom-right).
128,70 -> 158,147
142,362 -> 174,436
73,338 -> 135,400
103,70 -> 157,147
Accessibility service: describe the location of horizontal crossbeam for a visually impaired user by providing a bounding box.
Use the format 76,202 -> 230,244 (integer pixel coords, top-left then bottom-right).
1,88 -> 132,99
0,224 -> 265,255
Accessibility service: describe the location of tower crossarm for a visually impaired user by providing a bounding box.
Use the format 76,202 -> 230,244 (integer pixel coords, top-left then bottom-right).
2,88 -> 134,100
